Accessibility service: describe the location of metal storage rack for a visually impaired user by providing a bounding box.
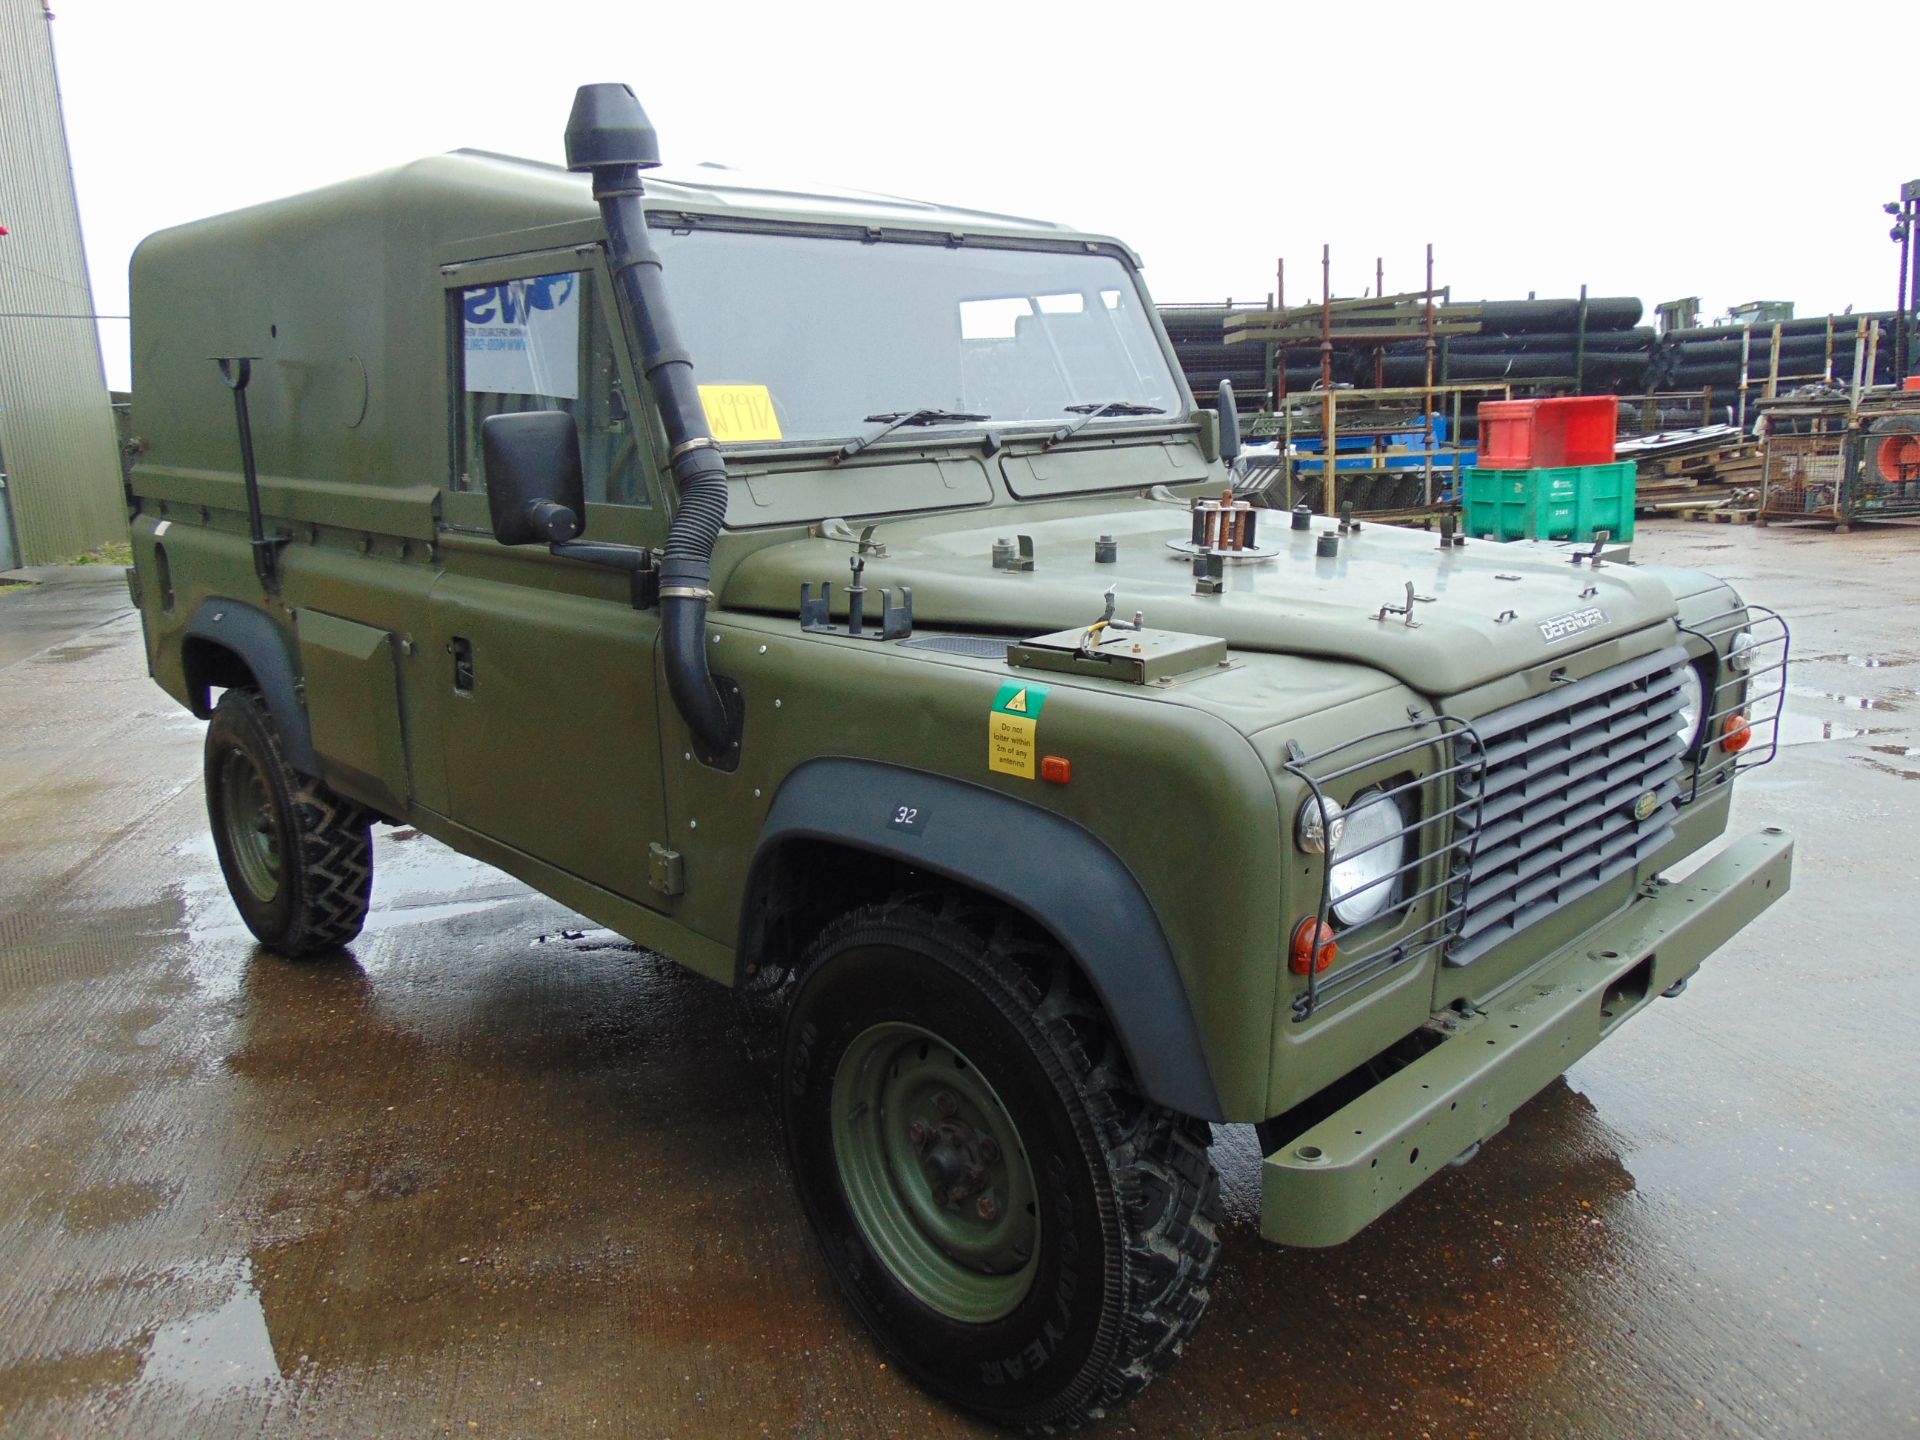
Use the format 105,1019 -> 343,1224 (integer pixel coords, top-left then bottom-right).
1757,387 -> 1920,529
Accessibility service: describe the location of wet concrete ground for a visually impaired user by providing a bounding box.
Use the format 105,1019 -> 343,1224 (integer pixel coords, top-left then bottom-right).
0,522 -> 1915,1439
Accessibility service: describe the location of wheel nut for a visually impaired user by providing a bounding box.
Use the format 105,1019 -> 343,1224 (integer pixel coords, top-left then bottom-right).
908,1121 -> 928,1147
979,1137 -> 999,1162
933,1090 -> 959,1117
976,1194 -> 999,1222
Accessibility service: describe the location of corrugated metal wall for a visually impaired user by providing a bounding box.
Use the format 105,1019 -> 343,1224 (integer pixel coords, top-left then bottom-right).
0,0 -> 125,567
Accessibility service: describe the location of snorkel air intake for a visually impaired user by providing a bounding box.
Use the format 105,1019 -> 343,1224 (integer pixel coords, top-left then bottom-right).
566,83 -> 741,767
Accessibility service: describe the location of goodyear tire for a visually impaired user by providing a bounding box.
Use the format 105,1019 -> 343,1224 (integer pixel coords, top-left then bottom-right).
782,893 -> 1220,1432
204,687 -> 372,957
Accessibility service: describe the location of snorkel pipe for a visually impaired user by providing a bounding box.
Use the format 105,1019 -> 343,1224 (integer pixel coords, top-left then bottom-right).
565,83 -> 740,766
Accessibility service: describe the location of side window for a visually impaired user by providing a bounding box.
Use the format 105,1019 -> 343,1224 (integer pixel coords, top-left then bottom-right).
452,268 -> 649,505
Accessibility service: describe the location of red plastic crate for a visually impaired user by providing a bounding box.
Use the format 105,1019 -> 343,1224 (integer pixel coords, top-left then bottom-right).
1477,401 -> 1542,470
1476,396 -> 1618,469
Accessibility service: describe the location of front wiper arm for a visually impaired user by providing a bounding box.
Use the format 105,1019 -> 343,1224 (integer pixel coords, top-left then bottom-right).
1047,400 -> 1167,448
835,407 -> 991,464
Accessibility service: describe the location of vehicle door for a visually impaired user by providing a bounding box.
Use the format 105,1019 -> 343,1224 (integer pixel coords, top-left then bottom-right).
431,247 -> 671,905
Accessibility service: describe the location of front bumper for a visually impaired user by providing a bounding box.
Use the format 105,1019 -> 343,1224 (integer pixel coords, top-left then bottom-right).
1261,826 -> 1793,1247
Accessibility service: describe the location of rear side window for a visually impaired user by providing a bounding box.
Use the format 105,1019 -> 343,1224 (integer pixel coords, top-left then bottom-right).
451,269 -> 649,505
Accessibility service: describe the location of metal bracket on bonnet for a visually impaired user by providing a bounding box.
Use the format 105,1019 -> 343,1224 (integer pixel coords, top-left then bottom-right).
799,554 -> 913,640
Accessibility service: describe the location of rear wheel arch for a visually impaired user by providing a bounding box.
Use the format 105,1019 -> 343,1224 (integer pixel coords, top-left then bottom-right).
181,598 -> 318,775
738,758 -> 1224,1122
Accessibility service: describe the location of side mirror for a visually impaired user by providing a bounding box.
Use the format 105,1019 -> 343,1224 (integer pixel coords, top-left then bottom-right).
481,411 -> 586,545
1217,378 -> 1242,467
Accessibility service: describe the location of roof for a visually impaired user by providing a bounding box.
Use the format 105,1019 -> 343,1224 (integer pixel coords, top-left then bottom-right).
144,149 -> 1102,266
128,148 -> 1133,497
454,147 -> 1081,238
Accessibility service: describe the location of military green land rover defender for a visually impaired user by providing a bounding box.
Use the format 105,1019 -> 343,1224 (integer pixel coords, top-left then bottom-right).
126,84 -> 1793,1431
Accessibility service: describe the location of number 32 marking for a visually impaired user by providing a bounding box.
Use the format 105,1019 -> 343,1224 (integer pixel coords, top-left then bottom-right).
888,804 -> 928,836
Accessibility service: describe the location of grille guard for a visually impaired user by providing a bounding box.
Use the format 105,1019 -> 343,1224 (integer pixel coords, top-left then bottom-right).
1283,714 -> 1486,1022
1282,628 -> 1767,1021
1676,602 -> 1791,804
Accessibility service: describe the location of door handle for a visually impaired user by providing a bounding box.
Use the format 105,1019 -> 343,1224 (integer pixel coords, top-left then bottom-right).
449,636 -> 475,693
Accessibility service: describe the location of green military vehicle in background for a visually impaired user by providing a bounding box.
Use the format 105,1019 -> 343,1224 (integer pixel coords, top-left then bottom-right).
125,84 -> 1794,1432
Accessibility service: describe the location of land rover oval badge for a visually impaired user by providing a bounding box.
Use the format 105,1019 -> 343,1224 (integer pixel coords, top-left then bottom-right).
1632,790 -> 1660,822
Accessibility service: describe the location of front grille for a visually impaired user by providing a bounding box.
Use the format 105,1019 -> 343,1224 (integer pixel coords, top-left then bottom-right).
1448,645 -> 1690,965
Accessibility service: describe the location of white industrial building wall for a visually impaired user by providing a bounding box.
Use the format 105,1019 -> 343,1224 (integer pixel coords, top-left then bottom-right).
0,0 -> 125,567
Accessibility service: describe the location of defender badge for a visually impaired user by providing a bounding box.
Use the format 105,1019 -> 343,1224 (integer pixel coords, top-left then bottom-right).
1632,790 -> 1661,822
1538,606 -> 1608,643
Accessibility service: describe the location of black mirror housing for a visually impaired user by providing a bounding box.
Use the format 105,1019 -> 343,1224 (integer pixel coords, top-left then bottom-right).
481,411 -> 586,545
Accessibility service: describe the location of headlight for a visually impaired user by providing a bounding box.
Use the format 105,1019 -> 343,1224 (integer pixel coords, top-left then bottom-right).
1296,795 -> 1345,853
1328,789 -> 1407,927
1675,664 -> 1706,751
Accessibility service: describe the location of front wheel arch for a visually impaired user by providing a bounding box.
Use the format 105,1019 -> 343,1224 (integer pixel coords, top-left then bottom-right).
739,758 -> 1224,1121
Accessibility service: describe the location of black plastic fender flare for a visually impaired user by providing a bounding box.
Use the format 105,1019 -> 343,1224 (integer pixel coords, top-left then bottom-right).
182,597 -> 318,776
742,757 -> 1224,1121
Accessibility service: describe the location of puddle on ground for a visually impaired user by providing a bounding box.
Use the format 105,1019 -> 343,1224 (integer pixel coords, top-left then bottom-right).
1776,715 -> 1889,746
1801,653 -> 1915,669
42,644 -> 113,665
1785,683 -> 1903,713
139,1259 -> 281,1398
1858,756 -> 1920,782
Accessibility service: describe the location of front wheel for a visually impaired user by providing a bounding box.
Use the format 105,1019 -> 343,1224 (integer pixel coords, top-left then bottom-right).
204,688 -> 372,957
781,894 -> 1220,1432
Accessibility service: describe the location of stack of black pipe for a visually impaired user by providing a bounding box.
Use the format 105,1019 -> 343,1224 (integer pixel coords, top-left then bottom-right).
1378,298 -> 1648,392
1156,304 -> 1290,403
1649,311 -> 1900,392
1157,297 -> 1651,413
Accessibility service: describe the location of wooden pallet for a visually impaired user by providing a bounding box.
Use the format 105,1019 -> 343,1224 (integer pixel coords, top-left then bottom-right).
1676,506 -> 1757,524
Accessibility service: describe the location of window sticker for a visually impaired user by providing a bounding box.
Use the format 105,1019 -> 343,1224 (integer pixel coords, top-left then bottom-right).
462,274 -> 580,400
699,384 -> 783,442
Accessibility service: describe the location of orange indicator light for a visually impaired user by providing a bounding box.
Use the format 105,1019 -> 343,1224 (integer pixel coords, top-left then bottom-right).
1290,918 -> 1338,975
1721,715 -> 1751,753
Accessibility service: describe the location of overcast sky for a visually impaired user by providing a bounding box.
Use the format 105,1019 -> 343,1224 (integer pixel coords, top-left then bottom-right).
43,0 -> 1916,391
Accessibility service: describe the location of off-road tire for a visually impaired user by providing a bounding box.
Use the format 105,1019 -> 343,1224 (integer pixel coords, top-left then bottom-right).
204,687 -> 372,957
781,892 -> 1221,1433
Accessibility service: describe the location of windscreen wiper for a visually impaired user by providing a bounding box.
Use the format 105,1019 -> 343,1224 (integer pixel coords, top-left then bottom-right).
835,407 -> 991,464
1047,400 -> 1167,448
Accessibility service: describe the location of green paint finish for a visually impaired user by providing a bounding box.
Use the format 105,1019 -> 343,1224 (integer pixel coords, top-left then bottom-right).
1261,829 -> 1793,1247
295,608 -> 409,815
830,1021 -> 1039,1322
217,748 -> 283,903
123,111 -> 1793,1275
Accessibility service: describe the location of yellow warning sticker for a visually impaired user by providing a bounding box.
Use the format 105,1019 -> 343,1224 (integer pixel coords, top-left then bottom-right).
989,683 -> 1049,779
698,384 -> 783,442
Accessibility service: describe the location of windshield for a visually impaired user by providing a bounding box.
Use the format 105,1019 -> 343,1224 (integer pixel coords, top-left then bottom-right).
651,225 -> 1184,445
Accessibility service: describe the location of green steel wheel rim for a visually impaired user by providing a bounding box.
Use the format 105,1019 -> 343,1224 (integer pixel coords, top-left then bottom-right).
219,748 -> 283,904
830,1020 -> 1040,1323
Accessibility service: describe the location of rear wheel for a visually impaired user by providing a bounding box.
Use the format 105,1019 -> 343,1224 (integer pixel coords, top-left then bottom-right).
204,688 -> 372,956
781,893 -> 1220,1432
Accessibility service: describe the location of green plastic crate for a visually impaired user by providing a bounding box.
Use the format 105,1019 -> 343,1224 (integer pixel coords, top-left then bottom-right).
1462,461 -> 1636,543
